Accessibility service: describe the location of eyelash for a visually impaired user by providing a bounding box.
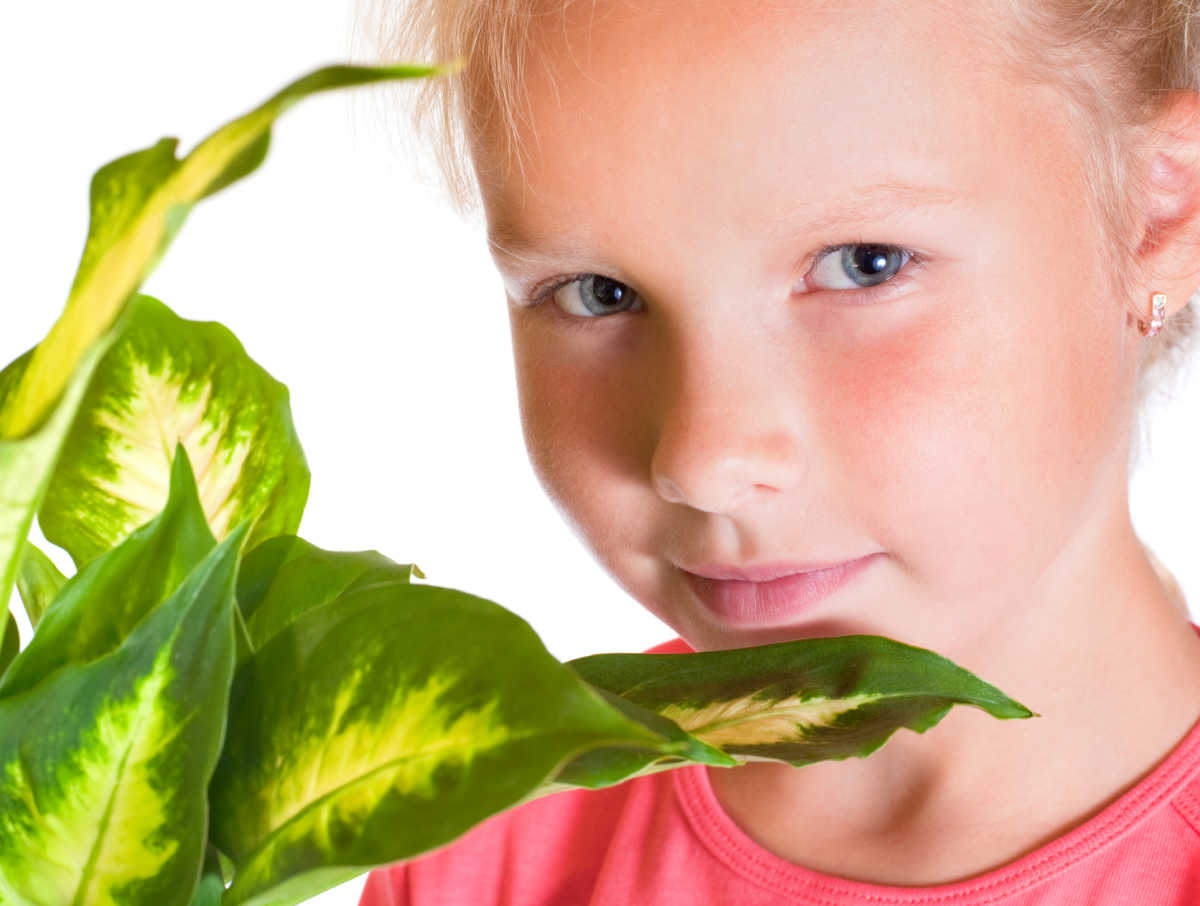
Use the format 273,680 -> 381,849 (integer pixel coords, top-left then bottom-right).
522,240 -> 925,327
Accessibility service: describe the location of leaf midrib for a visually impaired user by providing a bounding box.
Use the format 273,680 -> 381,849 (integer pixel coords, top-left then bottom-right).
71,664 -> 171,906
669,689 -> 1012,739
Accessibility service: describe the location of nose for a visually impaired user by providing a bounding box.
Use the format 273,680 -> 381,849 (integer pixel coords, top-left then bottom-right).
648,322 -> 805,514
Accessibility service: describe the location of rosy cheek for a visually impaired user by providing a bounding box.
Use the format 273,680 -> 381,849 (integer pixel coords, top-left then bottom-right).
809,309 -> 962,489
815,261 -> 1124,595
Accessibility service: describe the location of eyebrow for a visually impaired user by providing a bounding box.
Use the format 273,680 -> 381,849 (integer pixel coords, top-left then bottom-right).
486,181 -> 963,267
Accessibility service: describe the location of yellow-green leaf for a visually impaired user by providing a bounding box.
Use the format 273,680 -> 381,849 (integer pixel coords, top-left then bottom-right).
0,444 -> 215,701
15,542 -> 66,629
0,522 -> 248,906
211,572 -> 675,906
569,635 -> 1036,767
39,295 -> 309,568
0,59 -> 462,442
0,57 -> 462,617
0,310 -> 131,623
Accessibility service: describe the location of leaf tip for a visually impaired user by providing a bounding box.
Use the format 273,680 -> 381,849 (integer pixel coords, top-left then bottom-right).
994,702 -> 1038,721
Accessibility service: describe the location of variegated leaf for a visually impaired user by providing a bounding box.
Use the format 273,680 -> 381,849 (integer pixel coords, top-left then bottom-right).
0,443 -> 214,700
568,635 -> 1035,766
0,521 -> 248,906
236,534 -> 422,654
0,61 -> 461,443
0,59 -> 462,608
542,686 -> 737,796
0,316 -> 128,621
210,574 -> 682,906
15,542 -> 67,629
39,294 -> 307,568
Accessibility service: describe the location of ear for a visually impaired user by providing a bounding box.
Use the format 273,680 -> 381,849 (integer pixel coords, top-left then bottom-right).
1127,89 -> 1200,329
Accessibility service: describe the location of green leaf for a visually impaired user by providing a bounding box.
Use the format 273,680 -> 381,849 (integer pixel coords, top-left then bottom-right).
0,443 -> 215,700
544,687 -> 737,794
0,57 -> 462,618
39,294 -> 309,568
236,535 -> 422,653
0,309 -> 130,631
0,59 -> 462,443
568,635 -> 1036,767
0,614 -> 17,677
0,521 -> 248,906
15,542 -> 67,629
210,575 -> 676,906
188,875 -> 225,906
187,845 -> 227,906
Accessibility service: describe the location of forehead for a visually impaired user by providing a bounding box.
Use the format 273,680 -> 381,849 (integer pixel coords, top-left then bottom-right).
469,0 -> 1071,257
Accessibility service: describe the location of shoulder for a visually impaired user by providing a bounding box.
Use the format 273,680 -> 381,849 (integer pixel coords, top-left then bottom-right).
1170,761 -> 1200,842
1166,628 -> 1200,841
1071,715 -> 1200,904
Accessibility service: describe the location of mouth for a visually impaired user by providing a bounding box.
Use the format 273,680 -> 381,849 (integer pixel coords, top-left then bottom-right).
681,554 -> 881,627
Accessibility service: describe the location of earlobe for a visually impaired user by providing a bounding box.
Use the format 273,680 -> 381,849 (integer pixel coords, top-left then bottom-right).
1129,89 -> 1200,324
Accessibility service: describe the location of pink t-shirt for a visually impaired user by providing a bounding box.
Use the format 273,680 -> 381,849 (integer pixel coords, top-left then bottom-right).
359,634 -> 1200,905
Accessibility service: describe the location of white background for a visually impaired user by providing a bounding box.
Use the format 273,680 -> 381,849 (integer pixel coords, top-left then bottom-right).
2,2 -> 1197,904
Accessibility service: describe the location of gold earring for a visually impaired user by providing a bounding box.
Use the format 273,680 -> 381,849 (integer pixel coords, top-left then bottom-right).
1139,293 -> 1168,337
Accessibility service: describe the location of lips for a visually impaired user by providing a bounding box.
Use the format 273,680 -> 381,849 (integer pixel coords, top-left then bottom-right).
683,560 -> 859,582
681,554 -> 879,626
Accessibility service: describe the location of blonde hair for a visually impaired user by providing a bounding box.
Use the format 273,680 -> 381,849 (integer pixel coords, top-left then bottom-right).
350,0 -> 1200,466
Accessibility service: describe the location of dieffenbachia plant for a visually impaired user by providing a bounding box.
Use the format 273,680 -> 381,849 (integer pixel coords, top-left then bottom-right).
0,60 -> 1036,906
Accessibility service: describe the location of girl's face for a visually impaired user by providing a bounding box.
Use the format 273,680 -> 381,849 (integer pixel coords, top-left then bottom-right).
470,0 -> 1145,653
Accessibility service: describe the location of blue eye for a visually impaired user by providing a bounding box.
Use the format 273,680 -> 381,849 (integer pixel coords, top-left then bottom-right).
806,243 -> 914,292
544,273 -> 643,319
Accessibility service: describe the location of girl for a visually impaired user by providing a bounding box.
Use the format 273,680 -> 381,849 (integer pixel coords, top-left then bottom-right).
357,0 -> 1200,901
